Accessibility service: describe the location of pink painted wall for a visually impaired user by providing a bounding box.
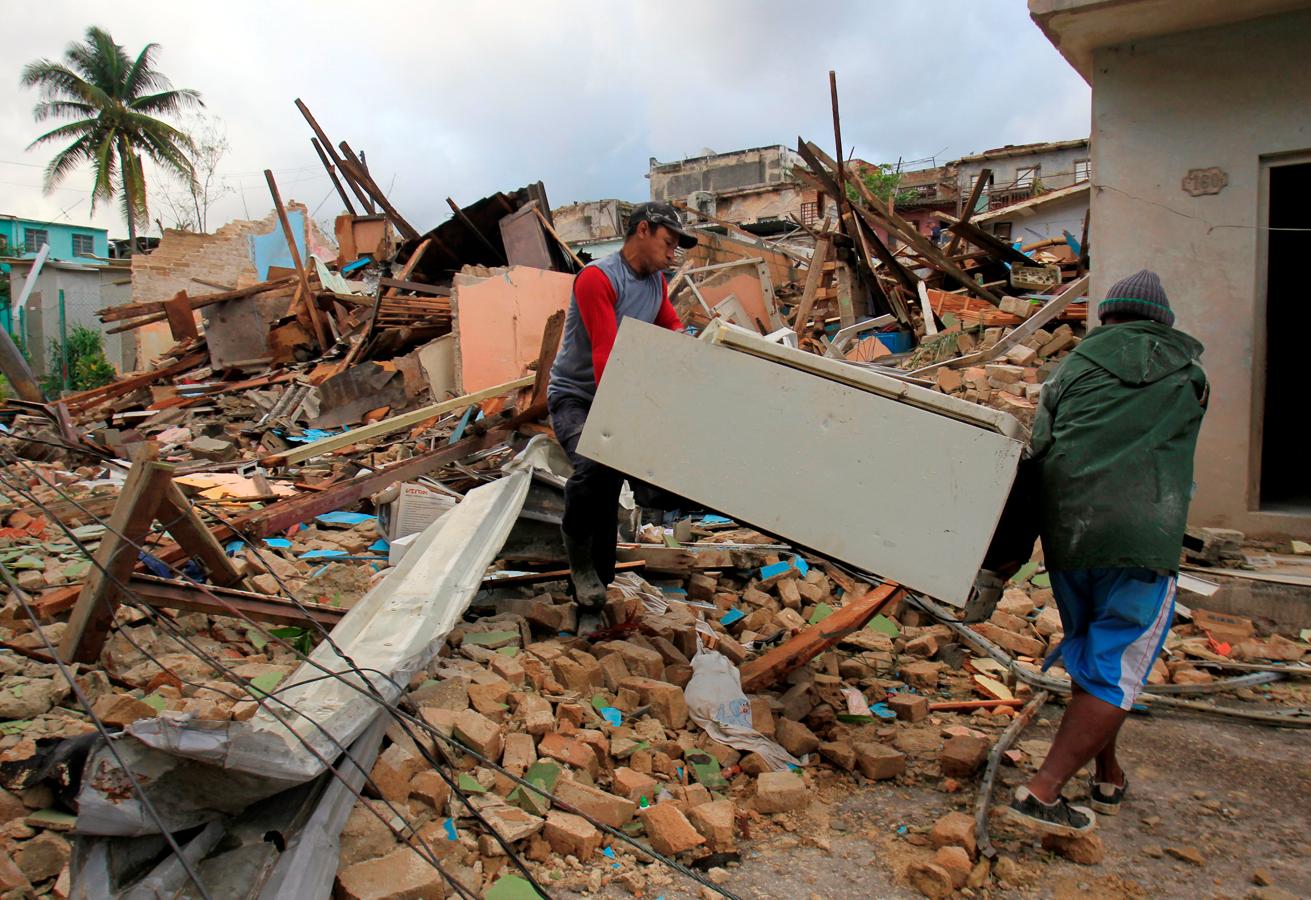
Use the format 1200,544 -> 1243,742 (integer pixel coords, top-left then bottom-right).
451,266 -> 573,393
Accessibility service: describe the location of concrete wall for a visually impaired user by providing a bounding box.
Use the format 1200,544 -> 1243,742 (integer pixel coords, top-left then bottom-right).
0,217 -> 109,262
552,200 -> 632,244
130,203 -> 331,366
1090,9 -> 1311,536
983,190 -> 1089,245
957,142 -> 1090,197
649,146 -> 797,204
12,265 -> 129,377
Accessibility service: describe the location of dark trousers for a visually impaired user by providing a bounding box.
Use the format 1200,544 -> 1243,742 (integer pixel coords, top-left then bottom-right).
551,398 -> 621,586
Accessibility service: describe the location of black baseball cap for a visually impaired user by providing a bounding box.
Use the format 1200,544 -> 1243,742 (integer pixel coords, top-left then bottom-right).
629,202 -> 699,249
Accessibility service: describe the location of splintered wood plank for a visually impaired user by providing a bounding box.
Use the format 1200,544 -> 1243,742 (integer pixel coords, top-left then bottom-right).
156,482 -> 247,588
60,453 -> 173,663
792,235 -> 832,337
163,291 -> 199,342
739,581 -> 904,692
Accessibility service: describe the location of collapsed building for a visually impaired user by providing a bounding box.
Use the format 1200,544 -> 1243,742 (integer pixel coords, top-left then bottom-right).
0,53 -> 1307,900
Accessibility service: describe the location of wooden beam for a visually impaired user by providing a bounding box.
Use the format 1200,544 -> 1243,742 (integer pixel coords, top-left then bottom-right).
480,561 -> 643,590
530,310 -> 566,411
163,291 -> 199,342
446,197 -> 505,263
156,482 -> 247,589
738,581 -> 903,693
338,147 -> 419,241
60,451 -> 172,663
247,429 -> 505,536
131,574 -> 343,627
295,98 -> 374,214
63,351 -> 207,413
532,206 -> 584,269
805,141 -> 1003,305
945,166 -> 991,257
792,235 -> 832,336
259,375 -> 533,467
265,169 -> 331,352
939,212 -> 1035,267
0,327 -> 43,402
310,136 -> 357,216
98,276 -> 295,322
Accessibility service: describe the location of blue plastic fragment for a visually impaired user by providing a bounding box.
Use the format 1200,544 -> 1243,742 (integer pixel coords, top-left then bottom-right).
700,514 -> 731,525
442,818 -> 458,841
299,549 -> 347,559
720,608 -> 745,626
791,554 -> 809,576
286,428 -> 338,443
342,256 -> 372,273
897,825 -> 909,836
759,561 -> 789,580
315,511 -> 376,526
599,706 -> 623,727
603,847 -> 616,859
870,701 -> 896,720
224,540 -> 245,556
369,538 -> 390,552
264,538 -> 292,549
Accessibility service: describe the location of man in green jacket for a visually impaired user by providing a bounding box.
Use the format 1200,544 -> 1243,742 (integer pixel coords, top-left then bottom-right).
1004,270 -> 1208,836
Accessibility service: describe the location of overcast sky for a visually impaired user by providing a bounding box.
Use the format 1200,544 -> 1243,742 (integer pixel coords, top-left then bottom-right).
1,1 -> 1090,241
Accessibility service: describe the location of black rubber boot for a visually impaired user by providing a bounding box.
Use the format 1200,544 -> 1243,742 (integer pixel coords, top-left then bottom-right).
562,529 -> 607,612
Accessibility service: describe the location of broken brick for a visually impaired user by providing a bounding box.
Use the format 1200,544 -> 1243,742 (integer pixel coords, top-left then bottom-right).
752,771 -> 809,814
538,733 -> 599,779
553,778 -> 636,829
687,799 -> 737,852
639,803 -> 707,855
940,734 -> 988,778
888,693 -> 929,722
453,708 -> 503,761
854,742 -> 906,780
544,810 -> 602,861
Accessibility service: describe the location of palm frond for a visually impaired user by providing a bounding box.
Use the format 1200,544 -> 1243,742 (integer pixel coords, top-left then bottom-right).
130,88 -> 204,116
90,136 -> 119,210
117,143 -> 149,230
68,27 -> 131,96
127,111 -> 196,152
124,42 -> 168,98
31,99 -> 98,123
42,136 -> 94,192
135,125 -> 196,183
26,118 -> 98,150
20,61 -> 102,105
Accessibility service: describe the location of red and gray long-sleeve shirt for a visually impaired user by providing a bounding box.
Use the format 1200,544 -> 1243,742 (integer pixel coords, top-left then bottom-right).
547,251 -> 683,408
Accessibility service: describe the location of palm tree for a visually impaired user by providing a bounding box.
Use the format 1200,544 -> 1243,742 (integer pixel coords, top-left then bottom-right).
21,26 -> 202,254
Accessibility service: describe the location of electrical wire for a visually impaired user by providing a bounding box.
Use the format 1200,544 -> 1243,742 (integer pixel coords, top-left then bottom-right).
0,461 -> 481,900
0,565 -> 215,900
1,449 -> 741,897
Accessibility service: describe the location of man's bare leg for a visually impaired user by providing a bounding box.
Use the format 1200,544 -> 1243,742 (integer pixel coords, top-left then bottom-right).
1027,685 -> 1130,803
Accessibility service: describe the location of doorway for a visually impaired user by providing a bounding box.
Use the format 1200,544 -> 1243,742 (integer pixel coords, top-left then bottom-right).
1259,160 -> 1311,510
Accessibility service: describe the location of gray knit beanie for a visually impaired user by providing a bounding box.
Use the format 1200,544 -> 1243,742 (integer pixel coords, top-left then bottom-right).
1098,269 -> 1174,326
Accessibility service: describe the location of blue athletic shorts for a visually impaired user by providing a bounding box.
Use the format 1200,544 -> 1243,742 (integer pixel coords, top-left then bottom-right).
1043,568 -> 1176,710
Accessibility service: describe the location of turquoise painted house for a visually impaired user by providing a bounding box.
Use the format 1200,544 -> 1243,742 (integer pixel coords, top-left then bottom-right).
0,213 -> 110,263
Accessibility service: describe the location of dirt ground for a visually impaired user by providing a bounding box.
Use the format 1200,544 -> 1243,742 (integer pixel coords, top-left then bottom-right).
567,703 -> 1310,900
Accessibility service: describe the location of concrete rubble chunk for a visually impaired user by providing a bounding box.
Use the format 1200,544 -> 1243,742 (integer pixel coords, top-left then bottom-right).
907,860 -> 955,899
752,771 -> 809,814
854,742 -> 906,780
939,734 -> 989,777
335,845 -> 449,899
687,799 -> 737,852
930,811 -> 977,859
14,831 -> 70,884
934,845 -> 973,888
774,718 -> 820,757
1042,832 -> 1106,865
453,708 -> 503,761
544,810 -> 602,861
553,778 -> 636,829
639,803 -> 707,855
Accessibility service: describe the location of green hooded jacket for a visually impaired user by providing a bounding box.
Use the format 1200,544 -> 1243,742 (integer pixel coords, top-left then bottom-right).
1027,320 -> 1208,572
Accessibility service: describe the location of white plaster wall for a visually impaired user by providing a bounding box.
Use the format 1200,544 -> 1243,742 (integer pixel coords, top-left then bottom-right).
1090,9 -> 1311,536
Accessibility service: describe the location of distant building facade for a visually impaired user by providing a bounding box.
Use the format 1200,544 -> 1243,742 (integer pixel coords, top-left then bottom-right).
953,138 -> 1092,232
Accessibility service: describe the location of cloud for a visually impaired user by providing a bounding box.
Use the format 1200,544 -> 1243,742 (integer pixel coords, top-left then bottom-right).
0,0 -> 1089,239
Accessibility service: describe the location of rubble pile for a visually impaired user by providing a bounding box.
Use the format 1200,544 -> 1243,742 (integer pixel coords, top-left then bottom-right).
0,102 -> 1308,900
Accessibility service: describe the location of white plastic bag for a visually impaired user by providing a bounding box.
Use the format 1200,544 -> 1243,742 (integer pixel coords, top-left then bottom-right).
683,636 -> 801,772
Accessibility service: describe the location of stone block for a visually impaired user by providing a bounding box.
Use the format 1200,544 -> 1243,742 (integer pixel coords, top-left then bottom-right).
335,846 -> 448,900
752,771 -> 808,814
639,803 -> 706,855
687,799 -> 737,852
544,811 -> 601,861
888,693 -> 929,722
553,779 -> 636,829
452,709 -> 502,761
854,742 -> 906,780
